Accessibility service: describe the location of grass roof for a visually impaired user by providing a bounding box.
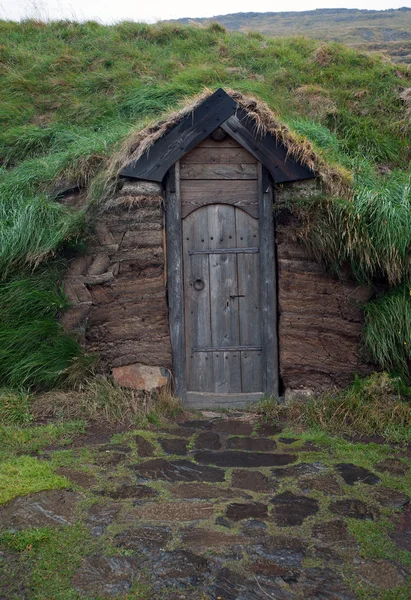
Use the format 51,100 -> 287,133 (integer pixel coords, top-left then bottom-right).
0,19 -> 410,390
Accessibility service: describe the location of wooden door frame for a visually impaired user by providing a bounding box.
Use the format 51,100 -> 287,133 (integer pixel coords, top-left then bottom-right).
165,161 -> 279,403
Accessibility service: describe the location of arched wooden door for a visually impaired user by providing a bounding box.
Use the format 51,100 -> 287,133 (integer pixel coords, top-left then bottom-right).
166,134 -> 278,408
183,204 -> 263,395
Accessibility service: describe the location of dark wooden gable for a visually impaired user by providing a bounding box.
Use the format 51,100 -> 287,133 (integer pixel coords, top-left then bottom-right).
120,88 -> 316,184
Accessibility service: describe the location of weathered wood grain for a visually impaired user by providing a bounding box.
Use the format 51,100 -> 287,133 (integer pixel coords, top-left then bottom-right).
180,163 -> 257,180
181,147 -> 257,164
181,180 -> 259,218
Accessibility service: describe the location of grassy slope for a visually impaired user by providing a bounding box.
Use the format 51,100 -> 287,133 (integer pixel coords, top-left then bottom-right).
0,20 -> 410,389
173,7 -> 411,64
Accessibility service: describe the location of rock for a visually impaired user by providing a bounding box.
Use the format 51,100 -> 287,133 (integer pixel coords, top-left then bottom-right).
226,502 -> 268,521
231,469 -> 272,492
207,566 -> 294,600
179,420 -> 212,429
55,467 -> 96,488
94,452 -> 127,467
97,444 -> 131,454
271,462 -> 325,479
370,487 -> 409,508
127,502 -> 214,522
226,437 -> 276,452
298,567 -> 356,600
151,551 -> 209,590
299,474 -> 343,496
0,490 -> 80,531
156,426 -> 197,437
329,499 -> 378,520
249,534 -> 306,567
375,458 -> 409,476
211,420 -> 253,435
72,555 -> 140,597
159,438 -> 188,455
112,363 -> 169,390
0,549 -> 30,600
85,502 -> 121,537
242,520 -> 268,537
335,463 -> 381,486
389,504 -> 411,551
194,450 -> 296,468
131,458 -> 225,482
279,437 -> 298,445
255,423 -> 283,436
270,492 -> 319,526
135,435 -> 156,457
312,546 -> 345,564
182,528 -> 244,548
194,431 -> 221,450
95,483 -> 159,501
356,559 -> 407,589
114,525 -> 172,553
169,483 -> 251,500
215,516 -> 232,528
312,520 -> 357,546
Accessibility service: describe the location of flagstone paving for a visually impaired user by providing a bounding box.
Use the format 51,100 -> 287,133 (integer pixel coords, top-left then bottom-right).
0,415 -> 410,599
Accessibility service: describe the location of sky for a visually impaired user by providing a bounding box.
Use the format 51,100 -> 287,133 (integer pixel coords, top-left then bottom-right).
0,0 -> 410,23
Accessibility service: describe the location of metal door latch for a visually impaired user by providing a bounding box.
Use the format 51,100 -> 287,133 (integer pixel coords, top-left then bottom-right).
230,294 -> 245,299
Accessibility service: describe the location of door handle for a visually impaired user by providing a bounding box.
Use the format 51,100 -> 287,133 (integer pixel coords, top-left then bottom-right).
230,294 -> 245,299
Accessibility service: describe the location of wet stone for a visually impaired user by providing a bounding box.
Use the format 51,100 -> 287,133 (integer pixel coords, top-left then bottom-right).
226,436 -> 276,452
329,499 -> 378,520
194,431 -> 221,450
215,516 -> 232,528
55,467 -> 96,488
335,463 -> 381,486
85,502 -> 121,537
206,567 -> 294,600
242,520 -> 268,537
231,469 -> 272,492
129,502 -> 214,522
312,520 -> 357,546
182,528 -> 244,548
72,555 -> 140,597
299,473 -> 343,496
131,458 -> 225,482
375,457 -> 409,476
226,502 -> 268,521
370,487 -> 409,508
248,534 -> 306,567
96,483 -> 159,501
279,437 -> 298,445
169,482 -> 251,500
150,550 -> 209,589
194,450 -> 296,468
135,435 -> 155,457
180,420 -> 212,430
157,426 -> 197,438
356,559 -> 407,589
298,567 -> 356,600
114,525 -> 172,553
390,504 -> 411,551
270,492 -> 319,526
211,420 -> 253,435
255,422 -> 283,436
0,490 -> 80,531
271,462 -> 325,479
159,437 -> 188,455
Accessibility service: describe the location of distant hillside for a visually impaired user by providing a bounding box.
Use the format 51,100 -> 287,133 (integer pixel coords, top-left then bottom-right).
171,7 -> 411,63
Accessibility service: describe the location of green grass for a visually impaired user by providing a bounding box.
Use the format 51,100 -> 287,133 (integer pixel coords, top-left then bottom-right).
0,455 -> 69,504
0,20 -> 410,389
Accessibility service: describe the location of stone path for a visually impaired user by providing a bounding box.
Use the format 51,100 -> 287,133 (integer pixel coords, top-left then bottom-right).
0,415 -> 410,599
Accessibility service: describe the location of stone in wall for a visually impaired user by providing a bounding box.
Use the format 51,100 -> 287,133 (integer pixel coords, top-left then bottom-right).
62,179 -> 172,376
275,180 -> 374,393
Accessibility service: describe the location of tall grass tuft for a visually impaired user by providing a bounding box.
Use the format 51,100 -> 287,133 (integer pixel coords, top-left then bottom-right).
0,272 -> 92,390
363,285 -> 411,379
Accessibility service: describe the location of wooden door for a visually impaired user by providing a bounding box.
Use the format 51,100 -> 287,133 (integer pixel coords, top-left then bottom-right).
166,134 -> 278,408
183,204 -> 262,397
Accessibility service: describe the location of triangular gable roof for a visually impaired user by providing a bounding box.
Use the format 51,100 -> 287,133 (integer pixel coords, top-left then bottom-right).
120,88 -> 316,184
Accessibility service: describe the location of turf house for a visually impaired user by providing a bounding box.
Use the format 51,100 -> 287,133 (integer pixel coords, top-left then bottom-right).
1,21 -> 410,410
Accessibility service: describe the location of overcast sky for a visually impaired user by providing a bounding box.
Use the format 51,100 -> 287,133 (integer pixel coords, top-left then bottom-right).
0,0 -> 410,23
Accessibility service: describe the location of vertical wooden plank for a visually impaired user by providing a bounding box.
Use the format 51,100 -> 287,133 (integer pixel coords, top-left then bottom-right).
258,164 -> 279,397
165,163 -> 186,400
207,204 -> 241,392
183,208 -> 214,392
235,207 -> 263,393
